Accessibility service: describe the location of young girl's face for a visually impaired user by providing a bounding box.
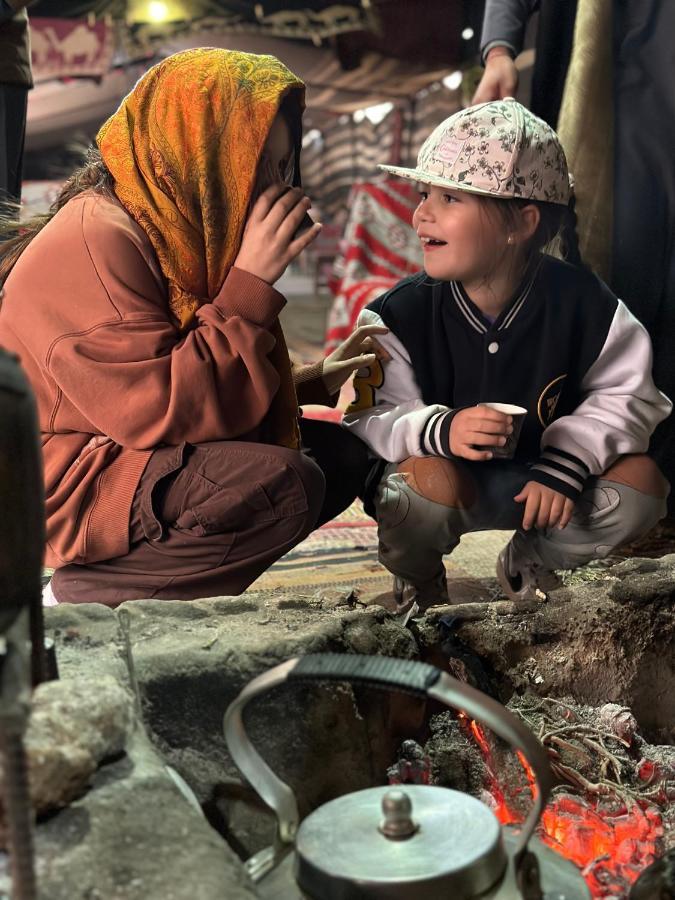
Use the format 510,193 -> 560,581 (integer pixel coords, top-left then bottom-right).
412,184 -> 508,287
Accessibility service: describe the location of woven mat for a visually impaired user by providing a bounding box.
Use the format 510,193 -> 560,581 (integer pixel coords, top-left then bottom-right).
252,500 -> 512,601
252,500 -> 389,594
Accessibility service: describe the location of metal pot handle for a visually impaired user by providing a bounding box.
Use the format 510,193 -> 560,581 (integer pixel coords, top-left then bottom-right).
223,654 -> 552,861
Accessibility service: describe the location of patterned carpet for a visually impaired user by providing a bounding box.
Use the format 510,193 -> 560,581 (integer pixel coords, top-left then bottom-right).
252,484 -> 675,601
252,499 -> 390,595
252,498 -> 513,603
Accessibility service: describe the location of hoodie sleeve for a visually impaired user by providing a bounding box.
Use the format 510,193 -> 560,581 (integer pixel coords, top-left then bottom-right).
43,199 -> 290,449
529,301 -> 672,499
342,308 -> 452,461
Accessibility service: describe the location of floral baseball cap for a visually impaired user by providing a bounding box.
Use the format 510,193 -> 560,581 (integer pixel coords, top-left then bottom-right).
379,97 -> 571,206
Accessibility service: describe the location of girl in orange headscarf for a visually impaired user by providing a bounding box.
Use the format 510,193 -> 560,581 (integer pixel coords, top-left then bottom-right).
0,48 -> 383,606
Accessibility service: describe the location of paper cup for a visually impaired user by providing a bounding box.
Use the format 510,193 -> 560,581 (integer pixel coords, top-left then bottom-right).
481,402 -> 527,459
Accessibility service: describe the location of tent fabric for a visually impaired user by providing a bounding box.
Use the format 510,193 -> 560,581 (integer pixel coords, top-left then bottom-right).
324,179 -> 422,353
25,28 -> 456,153
30,1 -> 374,39
301,86 -> 460,218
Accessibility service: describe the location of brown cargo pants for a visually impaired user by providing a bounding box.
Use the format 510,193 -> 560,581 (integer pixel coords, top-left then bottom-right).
50,419 -> 368,606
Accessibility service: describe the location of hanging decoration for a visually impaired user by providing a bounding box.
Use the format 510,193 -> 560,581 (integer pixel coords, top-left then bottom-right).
30,17 -> 115,81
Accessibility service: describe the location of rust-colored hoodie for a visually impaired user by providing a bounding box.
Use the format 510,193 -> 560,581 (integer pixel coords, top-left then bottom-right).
0,50 -> 330,568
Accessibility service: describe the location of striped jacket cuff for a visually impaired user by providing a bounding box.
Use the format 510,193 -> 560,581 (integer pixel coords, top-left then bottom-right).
529,447 -> 590,500
421,409 -> 459,457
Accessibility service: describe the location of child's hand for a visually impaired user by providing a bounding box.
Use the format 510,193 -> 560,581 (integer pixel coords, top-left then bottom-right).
514,481 -> 575,531
449,405 -> 513,461
234,184 -> 322,285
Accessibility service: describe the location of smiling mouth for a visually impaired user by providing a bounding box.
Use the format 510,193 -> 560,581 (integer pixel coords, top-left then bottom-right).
420,237 -> 447,248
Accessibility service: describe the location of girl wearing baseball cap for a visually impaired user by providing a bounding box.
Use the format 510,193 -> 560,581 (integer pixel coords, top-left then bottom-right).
343,98 -> 671,618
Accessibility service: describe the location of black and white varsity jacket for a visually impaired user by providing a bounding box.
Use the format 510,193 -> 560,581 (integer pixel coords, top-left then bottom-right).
343,255 -> 672,500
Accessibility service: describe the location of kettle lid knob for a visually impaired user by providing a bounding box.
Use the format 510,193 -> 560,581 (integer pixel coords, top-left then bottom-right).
379,790 -> 419,840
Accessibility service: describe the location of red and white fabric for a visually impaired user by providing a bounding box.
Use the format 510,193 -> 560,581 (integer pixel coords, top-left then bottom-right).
324,179 -> 422,354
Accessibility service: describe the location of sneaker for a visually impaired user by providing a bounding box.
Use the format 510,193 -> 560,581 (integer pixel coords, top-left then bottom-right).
496,534 -> 561,602
392,568 -> 450,623
42,580 -> 59,606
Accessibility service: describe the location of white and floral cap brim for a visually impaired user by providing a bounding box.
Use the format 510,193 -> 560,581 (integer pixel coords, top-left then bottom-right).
379,98 -> 571,206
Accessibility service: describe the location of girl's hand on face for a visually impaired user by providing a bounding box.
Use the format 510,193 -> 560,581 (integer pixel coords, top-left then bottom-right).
322,324 -> 390,396
234,184 -> 322,285
449,405 -> 512,460
514,481 -> 575,531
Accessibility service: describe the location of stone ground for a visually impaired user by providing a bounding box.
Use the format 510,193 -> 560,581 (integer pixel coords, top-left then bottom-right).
9,550 -> 670,898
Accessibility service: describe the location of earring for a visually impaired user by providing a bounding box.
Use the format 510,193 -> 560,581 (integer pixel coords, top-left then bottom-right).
507,234 -> 514,245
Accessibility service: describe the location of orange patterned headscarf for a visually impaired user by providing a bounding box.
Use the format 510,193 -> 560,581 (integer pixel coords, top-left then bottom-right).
97,48 -> 304,328
97,48 -> 305,448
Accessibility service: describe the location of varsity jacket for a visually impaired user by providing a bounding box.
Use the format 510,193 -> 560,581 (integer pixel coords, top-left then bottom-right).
343,256 -> 671,501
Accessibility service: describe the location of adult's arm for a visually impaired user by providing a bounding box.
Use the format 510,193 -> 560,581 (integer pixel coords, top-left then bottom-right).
472,0 -> 539,103
480,0 -> 540,62
44,198 -> 290,448
294,359 -> 339,408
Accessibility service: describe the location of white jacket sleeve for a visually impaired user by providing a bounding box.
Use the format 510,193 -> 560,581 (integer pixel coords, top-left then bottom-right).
531,301 -> 672,495
341,308 -> 451,462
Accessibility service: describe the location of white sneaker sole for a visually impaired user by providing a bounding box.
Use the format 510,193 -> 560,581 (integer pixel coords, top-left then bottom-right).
42,580 -> 59,606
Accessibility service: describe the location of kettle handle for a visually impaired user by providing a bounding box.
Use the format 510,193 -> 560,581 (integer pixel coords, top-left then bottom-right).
223,654 -> 552,861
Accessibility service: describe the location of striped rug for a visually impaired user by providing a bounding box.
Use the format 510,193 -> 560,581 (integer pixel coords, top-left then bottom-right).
252,500 -> 390,595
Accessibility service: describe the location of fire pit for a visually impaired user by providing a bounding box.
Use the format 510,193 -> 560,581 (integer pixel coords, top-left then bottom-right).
3,550 -> 673,898
390,697 -> 674,898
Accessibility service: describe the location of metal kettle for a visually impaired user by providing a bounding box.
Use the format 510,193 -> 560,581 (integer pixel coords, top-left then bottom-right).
224,654 -> 590,900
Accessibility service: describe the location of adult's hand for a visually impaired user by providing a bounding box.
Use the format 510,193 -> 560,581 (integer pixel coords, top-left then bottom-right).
322,323 -> 390,396
472,47 -> 519,105
234,184 -> 321,285
514,481 -> 575,531
449,404 -> 512,461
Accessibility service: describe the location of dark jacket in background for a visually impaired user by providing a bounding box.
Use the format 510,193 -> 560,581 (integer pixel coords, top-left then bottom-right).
0,7 -> 33,88
480,0 -> 576,128
0,4 -> 32,202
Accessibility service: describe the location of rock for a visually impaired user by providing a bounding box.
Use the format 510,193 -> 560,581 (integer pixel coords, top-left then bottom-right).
0,675 -> 134,838
413,555 -> 675,738
46,593 -> 419,858
598,702 -> 638,744
0,673 -> 257,900
0,727 -> 257,900
36,553 -> 675,889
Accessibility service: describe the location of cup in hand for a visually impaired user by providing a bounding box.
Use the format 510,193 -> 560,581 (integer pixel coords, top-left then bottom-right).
482,403 -> 527,459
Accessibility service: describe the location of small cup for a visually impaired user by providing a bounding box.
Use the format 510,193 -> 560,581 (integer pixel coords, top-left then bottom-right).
481,402 -> 527,459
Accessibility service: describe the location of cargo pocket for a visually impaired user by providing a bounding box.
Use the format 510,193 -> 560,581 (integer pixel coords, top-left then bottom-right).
175,476 -> 277,535
140,443 -> 311,575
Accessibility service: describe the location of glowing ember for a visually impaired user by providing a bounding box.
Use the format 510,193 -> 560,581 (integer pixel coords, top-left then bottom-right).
463,718 -> 664,898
